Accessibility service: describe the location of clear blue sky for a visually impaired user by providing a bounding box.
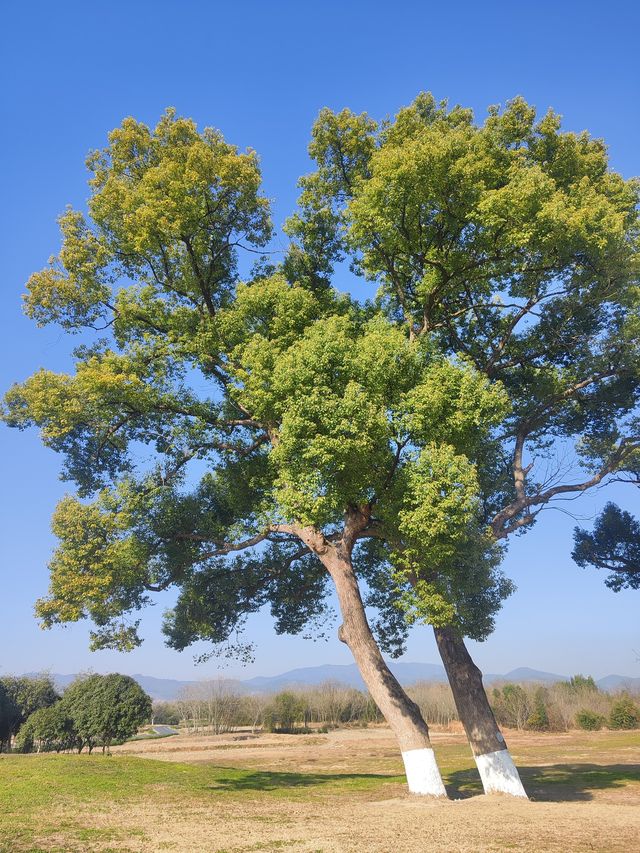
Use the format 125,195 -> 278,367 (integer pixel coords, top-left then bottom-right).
1,0 -> 638,682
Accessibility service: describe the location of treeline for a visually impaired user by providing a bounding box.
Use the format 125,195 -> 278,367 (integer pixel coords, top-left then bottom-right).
159,680 -> 382,734
0,674 -> 151,753
152,676 -> 640,735
490,676 -> 640,732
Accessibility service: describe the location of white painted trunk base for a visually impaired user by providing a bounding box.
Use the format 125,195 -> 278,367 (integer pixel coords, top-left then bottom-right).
401,747 -> 448,797
475,748 -> 528,797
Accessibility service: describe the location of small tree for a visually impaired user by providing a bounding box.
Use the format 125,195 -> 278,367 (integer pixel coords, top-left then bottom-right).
15,704 -> 77,753
0,682 -> 19,752
566,675 -> 599,693
608,695 -> 639,730
263,691 -> 306,733
525,689 -> 550,731
575,710 -> 605,731
0,675 -> 60,737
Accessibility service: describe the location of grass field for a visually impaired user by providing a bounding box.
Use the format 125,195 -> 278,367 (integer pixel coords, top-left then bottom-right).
1,727 -> 639,852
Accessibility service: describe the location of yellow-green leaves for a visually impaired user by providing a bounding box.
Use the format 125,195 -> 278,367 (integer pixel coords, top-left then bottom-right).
401,358 -> 510,455
36,492 -> 150,634
25,109 -> 272,334
386,444 -> 504,634
88,110 -> 271,261
24,210 -> 111,330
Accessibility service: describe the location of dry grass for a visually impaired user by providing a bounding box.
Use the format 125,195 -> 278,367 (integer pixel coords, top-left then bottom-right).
2,726 -> 639,852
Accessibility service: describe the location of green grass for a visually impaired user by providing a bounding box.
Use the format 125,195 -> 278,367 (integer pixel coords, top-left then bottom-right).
0,753 -> 404,852
2,731 -> 639,852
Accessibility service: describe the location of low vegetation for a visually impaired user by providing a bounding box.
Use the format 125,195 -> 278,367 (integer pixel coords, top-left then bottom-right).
160,676 -> 640,736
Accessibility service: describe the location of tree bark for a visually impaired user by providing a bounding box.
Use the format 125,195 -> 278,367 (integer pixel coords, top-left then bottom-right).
325,551 -> 447,796
434,626 -> 527,797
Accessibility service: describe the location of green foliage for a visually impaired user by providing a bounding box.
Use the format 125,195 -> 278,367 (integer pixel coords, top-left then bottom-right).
608,695 -> 640,730
263,692 -> 307,733
568,675 -> 599,692
575,709 -> 605,731
5,94 -> 638,671
1,107 -> 515,655
526,689 -> 550,731
573,504 -> 640,591
61,674 -> 152,751
15,703 -> 77,753
0,675 -> 60,735
0,682 -> 19,750
289,91 -> 640,562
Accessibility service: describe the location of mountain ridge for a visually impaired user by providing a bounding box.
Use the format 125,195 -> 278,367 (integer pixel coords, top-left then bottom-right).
21,664 -> 640,700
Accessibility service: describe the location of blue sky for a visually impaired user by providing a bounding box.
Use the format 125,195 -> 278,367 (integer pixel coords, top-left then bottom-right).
1,0 -> 638,682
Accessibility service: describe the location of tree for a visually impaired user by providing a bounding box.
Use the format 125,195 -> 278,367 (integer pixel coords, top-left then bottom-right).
0,675 -> 60,737
285,92 -> 639,795
62,674 -> 151,752
1,110 -> 519,795
608,694 -> 639,729
15,703 -> 77,753
263,691 -> 306,732
0,681 -> 19,752
573,503 -> 640,590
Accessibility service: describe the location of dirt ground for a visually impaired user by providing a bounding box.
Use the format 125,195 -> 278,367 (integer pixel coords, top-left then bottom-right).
103,726 -> 640,852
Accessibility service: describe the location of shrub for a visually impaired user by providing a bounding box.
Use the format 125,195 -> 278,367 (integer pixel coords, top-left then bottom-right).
575,709 -> 605,731
525,689 -> 550,731
608,695 -> 639,730
15,704 -> 77,753
263,691 -> 306,733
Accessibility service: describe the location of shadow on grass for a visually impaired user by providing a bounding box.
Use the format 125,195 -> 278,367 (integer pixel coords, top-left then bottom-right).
445,763 -> 640,802
203,769 -> 395,793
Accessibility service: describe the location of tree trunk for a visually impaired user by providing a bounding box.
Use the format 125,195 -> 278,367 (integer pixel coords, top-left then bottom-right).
434,626 -> 527,797
327,552 -> 447,796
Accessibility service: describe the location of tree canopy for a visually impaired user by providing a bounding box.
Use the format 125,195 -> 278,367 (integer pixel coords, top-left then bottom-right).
286,92 -> 640,562
3,106 -> 517,659
2,95 -> 638,668
573,503 -> 640,590
0,675 -> 60,735
61,674 -> 151,751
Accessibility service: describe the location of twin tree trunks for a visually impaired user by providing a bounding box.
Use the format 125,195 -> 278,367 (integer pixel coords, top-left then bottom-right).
298,517 -> 527,798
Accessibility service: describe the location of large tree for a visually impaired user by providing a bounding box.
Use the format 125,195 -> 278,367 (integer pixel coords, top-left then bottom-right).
2,111 -> 514,795
285,92 -> 640,795
61,674 -> 151,752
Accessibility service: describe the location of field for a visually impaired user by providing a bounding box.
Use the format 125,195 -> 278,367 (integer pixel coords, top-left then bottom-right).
1,726 -> 639,852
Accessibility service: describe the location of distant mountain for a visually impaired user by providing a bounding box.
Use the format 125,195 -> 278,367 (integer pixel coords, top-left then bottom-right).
243,661 -> 449,692
26,672 -> 200,701
21,663 -> 639,700
490,667 -> 569,684
595,674 -> 640,692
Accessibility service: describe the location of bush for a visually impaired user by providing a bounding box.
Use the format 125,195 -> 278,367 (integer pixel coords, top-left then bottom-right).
608,695 -> 639,730
525,691 -> 550,731
15,704 -> 77,753
575,709 -> 606,731
263,691 -> 306,733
